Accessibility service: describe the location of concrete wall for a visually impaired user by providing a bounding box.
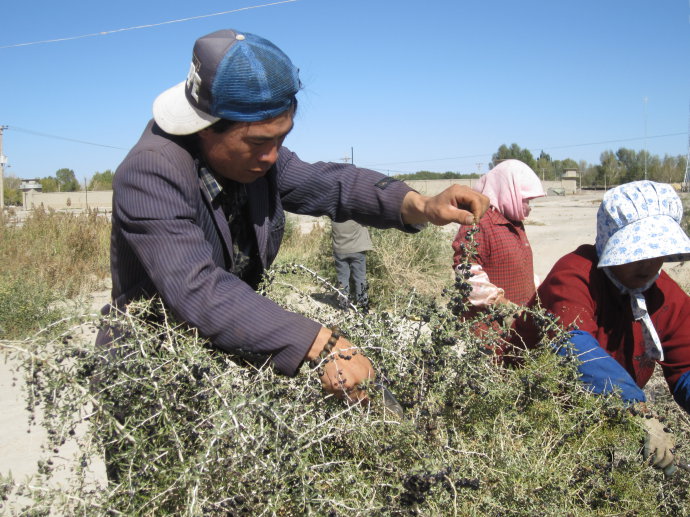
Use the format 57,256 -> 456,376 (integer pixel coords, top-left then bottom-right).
19,177 -> 580,212
404,178 -> 578,196
23,190 -> 113,211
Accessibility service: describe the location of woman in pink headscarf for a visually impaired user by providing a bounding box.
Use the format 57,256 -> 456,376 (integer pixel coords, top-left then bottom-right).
452,159 -> 545,312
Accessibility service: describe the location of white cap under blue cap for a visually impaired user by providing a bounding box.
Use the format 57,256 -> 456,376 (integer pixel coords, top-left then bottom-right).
153,29 -> 301,135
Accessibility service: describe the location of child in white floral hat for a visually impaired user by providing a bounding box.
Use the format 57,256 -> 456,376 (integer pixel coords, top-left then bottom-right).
511,180 -> 690,475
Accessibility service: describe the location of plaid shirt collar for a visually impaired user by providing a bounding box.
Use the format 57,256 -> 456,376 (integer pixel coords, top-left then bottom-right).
198,162 -> 224,202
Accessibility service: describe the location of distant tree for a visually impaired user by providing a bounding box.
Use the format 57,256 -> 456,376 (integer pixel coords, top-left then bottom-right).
538,150 -> 552,162
615,148 -> 645,183
585,149 -> 688,188
482,146 -> 687,189
644,154 -> 662,182
40,177 -> 59,193
89,169 -> 114,190
55,168 -> 80,192
596,150 -> 625,187
490,143 -> 536,170
578,160 -> 598,187
534,151 -> 553,181
657,154 -> 686,184
393,171 -> 479,180
3,175 -> 22,205
551,158 -> 579,179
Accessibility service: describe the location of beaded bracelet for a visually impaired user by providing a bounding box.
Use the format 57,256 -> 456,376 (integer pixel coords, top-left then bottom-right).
310,326 -> 342,372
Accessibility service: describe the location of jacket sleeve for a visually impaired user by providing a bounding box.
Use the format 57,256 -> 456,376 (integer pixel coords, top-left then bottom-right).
510,249 -> 600,349
274,148 -> 418,231
654,274 -> 690,402
673,371 -> 690,413
532,252 -> 600,334
112,143 -> 320,376
556,330 -> 646,404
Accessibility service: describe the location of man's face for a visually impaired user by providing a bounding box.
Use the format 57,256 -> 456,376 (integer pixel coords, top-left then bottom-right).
197,109 -> 294,183
609,256 -> 664,289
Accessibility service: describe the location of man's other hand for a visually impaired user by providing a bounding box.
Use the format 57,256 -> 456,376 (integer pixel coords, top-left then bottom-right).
308,327 -> 374,404
401,186 -> 489,226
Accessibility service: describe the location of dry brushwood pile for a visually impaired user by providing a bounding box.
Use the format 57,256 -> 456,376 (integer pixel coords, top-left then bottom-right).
5,261 -> 690,515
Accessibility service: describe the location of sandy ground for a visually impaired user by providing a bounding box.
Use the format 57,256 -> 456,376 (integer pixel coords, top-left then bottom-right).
525,192 -> 602,282
2,191 -> 690,513
0,289 -> 111,515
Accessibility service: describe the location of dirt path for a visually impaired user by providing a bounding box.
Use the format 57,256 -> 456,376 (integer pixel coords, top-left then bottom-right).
526,192 -> 601,281
0,289 -> 111,515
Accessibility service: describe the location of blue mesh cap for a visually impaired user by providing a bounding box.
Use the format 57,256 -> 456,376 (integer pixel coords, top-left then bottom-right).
153,29 -> 301,135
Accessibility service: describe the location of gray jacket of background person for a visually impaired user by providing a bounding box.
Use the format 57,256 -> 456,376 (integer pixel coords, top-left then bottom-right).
100,120 -> 417,376
331,220 -> 373,254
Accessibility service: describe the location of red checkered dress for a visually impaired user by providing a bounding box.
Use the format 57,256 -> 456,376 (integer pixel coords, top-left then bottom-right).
452,207 -> 537,306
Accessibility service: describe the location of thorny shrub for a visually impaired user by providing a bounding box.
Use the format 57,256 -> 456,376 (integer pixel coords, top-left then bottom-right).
5,257 -> 690,516
3,221 -> 690,516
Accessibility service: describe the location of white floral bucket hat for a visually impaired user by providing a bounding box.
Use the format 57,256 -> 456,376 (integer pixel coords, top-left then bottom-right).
595,180 -> 690,268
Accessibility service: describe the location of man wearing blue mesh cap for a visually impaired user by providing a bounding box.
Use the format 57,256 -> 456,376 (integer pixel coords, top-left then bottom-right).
100,29 -> 489,402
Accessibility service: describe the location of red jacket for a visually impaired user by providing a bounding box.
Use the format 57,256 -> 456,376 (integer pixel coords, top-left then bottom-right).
453,207 -> 536,306
512,244 -> 690,392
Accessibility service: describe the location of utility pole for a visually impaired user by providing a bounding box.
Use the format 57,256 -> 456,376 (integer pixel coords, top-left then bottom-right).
0,125 -> 8,211
341,147 -> 355,165
644,97 -> 647,180
681,101 -> 690,192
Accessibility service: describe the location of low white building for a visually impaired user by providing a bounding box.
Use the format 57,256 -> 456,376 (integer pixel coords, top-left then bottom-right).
19,178 -> 42,191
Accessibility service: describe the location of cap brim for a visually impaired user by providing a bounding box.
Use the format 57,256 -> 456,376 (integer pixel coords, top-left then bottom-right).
598,215 -> 690,267
152,81 -> 220,135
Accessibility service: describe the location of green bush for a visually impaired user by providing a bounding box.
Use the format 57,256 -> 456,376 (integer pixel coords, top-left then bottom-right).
4,210 -> 690,515
0,209 -> 110,339
0,276 -> 63,339
11,268 -> 690,516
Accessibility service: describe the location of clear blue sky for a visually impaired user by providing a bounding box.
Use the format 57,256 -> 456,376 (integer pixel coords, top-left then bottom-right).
1,0 -> 689,181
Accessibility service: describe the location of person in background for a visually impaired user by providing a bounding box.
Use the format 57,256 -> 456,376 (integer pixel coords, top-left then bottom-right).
510,180 -> 690,475
99,28 -> 489,406
331,220 -> 372,311
452,159 -> 545,315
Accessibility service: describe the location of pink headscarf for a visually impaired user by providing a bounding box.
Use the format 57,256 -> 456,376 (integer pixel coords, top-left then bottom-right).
473,159 -> 545,221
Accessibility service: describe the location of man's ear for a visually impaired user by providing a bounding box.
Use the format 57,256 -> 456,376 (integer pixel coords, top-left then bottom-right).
197,127 -> 215,147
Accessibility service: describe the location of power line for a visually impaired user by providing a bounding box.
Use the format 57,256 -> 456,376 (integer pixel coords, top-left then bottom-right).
532,131 -> 686,153
363,131 -> 688,168
8,126 -> 127,150
0,0 -> 299,49
8,122 -> 688,172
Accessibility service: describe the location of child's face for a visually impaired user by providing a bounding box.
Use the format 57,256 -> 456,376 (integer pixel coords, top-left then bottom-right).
609,257 -> 665,289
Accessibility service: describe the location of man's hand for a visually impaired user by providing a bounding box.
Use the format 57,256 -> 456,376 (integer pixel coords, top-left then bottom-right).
642,417 -> 677,475
307,327 -> 374,403
401,186 -> 489,226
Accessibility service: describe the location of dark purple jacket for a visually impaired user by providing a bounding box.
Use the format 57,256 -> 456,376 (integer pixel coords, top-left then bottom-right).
102,120 -> 415,375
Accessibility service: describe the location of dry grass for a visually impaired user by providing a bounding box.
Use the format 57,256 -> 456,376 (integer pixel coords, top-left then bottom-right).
0,208 -> 110,338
